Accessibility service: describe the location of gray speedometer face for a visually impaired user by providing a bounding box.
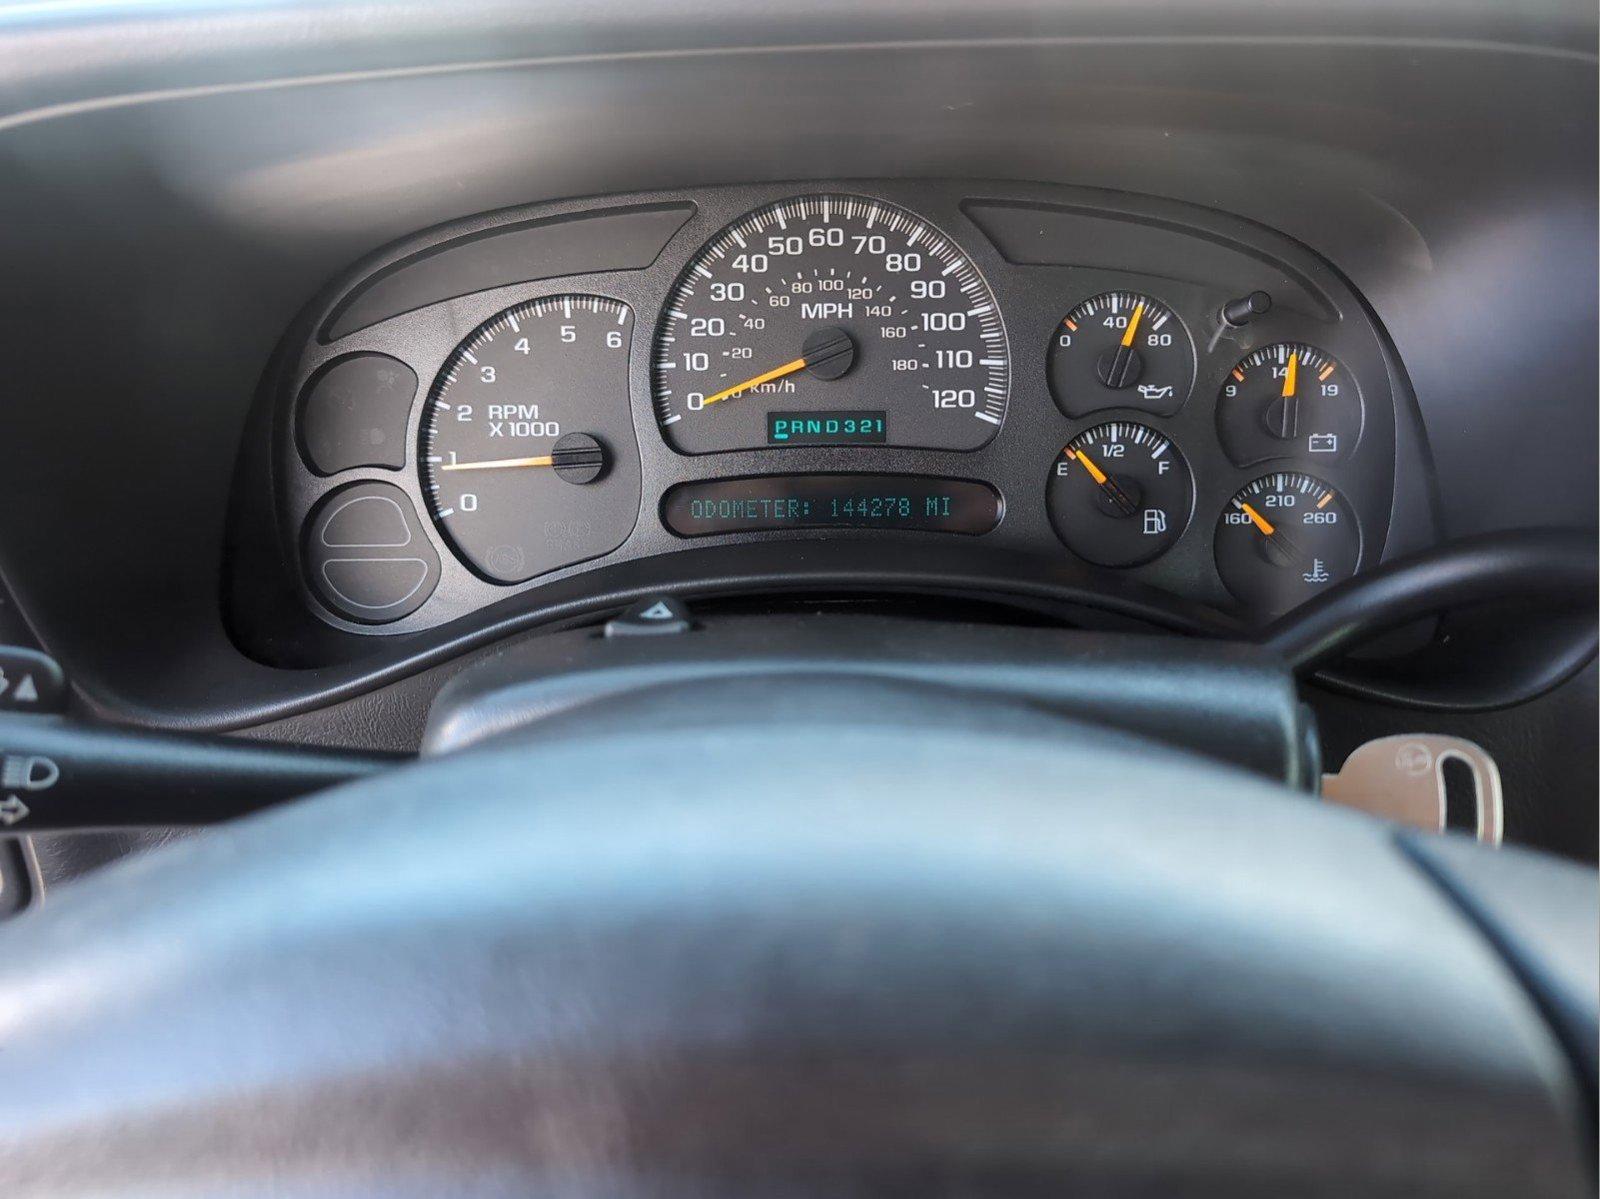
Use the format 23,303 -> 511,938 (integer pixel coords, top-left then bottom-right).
652,195 -> 1010,453
420,295 -> 641,584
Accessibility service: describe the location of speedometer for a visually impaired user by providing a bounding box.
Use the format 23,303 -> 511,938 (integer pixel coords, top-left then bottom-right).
652,195 -> 1009,453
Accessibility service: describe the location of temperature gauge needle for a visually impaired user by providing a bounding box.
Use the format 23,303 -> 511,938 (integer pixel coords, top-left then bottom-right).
1238,499 -> 1311,563
700,356 -> 809,407
1068,448 -> 1138,516
1239,501 -> 1275,536
440,454 -> 554,472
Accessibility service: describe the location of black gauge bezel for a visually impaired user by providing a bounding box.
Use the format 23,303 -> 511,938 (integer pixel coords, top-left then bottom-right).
1213,470 -> 1365,613
1215,342 -> 1367,468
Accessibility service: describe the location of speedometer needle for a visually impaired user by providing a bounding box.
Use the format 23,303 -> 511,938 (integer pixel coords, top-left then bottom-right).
696,328 -> 857,408
700,357 -> 809,407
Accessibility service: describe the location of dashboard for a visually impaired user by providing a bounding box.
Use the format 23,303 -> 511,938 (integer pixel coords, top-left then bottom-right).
0,7 -> 1594,1192
0,0 -> 1588,862
261,181 -> 1411,637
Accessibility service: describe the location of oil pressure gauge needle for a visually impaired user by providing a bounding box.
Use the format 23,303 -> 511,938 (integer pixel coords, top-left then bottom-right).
1097,300 -> 1146,389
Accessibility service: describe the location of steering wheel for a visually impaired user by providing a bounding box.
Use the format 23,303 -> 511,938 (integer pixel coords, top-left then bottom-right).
0,667 -> 1592,1197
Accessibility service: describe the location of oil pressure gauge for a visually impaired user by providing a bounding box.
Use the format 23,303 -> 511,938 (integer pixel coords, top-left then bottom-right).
1048,291 -> 1195,417
1217,343 -> 1363,466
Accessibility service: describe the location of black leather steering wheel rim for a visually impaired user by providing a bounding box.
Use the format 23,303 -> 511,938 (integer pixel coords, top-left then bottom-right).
0,675 -> 1590,1197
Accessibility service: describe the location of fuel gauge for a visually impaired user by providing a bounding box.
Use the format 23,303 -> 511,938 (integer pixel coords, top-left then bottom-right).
1047,421 -> 1193,567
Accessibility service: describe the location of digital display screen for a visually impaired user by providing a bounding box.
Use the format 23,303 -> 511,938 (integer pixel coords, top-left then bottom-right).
661,474 -> 1002,537
767,410 -> 887,446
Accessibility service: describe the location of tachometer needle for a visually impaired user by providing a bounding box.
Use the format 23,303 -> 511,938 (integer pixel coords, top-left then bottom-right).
700,356 -> 809,407
440,454 -> 555,472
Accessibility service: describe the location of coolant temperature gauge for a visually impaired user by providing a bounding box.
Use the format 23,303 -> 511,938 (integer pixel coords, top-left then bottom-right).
1047,422 -> 1194,567
1215,472 -> 1361,612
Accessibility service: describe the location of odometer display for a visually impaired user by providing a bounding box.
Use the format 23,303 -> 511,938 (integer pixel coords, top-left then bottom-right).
652,195 -> 1009,453
661,474 -> 1002,536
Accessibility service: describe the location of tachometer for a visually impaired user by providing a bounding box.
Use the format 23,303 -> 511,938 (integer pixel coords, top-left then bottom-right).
652,195 -> 1009,453
420,295 -> 640,584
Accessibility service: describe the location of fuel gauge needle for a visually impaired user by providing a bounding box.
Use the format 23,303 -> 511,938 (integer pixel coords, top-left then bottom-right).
1068,448 -> 1139,516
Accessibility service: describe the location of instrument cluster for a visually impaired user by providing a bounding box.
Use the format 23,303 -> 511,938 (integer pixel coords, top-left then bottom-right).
270,181 -> 1406,635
